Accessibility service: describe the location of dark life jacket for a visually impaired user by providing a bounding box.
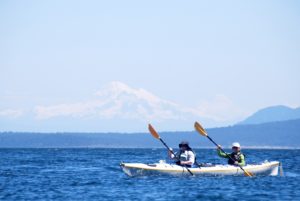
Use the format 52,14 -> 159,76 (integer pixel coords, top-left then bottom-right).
228,152 -> 244,165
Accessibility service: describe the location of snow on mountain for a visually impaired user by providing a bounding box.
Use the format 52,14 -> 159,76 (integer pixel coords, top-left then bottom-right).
34,81 -> 192,121
0,81 -> 247,131
0,109 -> 24,118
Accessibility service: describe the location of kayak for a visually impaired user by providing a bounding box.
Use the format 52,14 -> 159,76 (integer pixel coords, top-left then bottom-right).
120,160 -> 280,177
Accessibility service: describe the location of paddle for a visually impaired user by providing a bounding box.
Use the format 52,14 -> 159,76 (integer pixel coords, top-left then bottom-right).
148,124 -> 194,176
194,121 -> 253,177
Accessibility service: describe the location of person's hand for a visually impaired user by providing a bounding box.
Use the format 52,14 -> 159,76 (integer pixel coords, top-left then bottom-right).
168,148 -> 174,158
217,145 -> 222,150
234,161 -> 239,165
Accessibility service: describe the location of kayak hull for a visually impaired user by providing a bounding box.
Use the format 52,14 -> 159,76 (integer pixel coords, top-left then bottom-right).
120,161 -> 280,177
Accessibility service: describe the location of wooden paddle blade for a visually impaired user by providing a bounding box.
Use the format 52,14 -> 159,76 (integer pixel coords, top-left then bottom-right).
194,121 -> 253,178
244,170 -> 254,177
148,124 -> 160,139
194,122 -> 208,136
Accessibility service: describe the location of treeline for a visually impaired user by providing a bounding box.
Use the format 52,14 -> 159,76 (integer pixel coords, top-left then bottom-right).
0,119 -> 299,148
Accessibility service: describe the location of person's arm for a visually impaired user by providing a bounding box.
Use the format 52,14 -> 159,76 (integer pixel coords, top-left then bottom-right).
168,149 -> 177,160
236,154 -> 245,166
217,147 -> 229,158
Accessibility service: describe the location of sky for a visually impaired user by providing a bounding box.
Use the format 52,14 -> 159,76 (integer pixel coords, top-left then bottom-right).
0,0 -> 300,132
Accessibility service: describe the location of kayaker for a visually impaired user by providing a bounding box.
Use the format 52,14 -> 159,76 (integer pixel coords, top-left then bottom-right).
217,142 -> 245,166
168,141 -> 195,167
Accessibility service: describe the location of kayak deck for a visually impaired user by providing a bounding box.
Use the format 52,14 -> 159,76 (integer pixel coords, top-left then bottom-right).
120,161 -> 280,177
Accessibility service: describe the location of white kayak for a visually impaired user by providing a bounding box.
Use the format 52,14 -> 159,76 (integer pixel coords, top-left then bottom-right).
120,160 -> 280,177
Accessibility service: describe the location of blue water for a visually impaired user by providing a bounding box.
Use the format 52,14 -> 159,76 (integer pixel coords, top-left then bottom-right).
1,148 -> 299,201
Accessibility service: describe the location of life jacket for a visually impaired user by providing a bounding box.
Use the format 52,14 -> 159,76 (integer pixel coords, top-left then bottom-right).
228,152 -> 244,165
178,150 -> 190,161
175,149 -> 196,167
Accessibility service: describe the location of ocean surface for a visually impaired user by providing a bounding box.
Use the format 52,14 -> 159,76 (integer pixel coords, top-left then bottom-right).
1,148 -> 299,201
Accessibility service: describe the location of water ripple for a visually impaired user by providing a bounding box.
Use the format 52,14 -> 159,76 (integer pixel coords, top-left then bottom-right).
0,148 -> 299,201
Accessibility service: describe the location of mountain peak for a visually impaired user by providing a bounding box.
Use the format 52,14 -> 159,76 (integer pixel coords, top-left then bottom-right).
238,105 -> 300,125
95,81 -> 163,103
1,81 -> 251,132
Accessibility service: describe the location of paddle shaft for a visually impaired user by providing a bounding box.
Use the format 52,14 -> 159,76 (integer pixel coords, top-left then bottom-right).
158,138 -> 194,176
206,135 -> 251,176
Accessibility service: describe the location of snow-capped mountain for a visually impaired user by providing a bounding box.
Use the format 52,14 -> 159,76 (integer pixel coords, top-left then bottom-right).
0,81 -> 246,132
35,81 -> 193,121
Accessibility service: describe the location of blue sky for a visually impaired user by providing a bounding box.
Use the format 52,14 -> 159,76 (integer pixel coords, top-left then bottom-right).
0,0 -> 299,132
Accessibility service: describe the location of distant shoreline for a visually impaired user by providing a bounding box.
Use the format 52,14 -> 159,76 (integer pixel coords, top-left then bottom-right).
0,146 -> 299,149
1,119 -> 299,148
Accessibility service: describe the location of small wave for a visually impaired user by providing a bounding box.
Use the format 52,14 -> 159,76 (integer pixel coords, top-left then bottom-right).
105,166 -> 122,172
284,172 -> 300,177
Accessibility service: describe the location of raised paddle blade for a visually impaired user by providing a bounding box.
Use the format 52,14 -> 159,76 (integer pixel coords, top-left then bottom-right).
194,122 -> 208,136
148,123 -> 194,176
148,124 -> 160,139
194,121 -> 254,178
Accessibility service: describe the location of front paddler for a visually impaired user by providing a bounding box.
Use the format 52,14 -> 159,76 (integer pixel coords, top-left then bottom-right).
217,142 -> 246,166
168,141 -> 196,168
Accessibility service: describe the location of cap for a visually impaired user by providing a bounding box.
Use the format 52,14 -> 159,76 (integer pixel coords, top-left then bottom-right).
179,141 -> 190,148
232,142 -> 241,148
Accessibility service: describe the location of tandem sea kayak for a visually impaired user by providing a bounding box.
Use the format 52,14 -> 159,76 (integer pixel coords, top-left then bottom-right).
120,160 -> 281,177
